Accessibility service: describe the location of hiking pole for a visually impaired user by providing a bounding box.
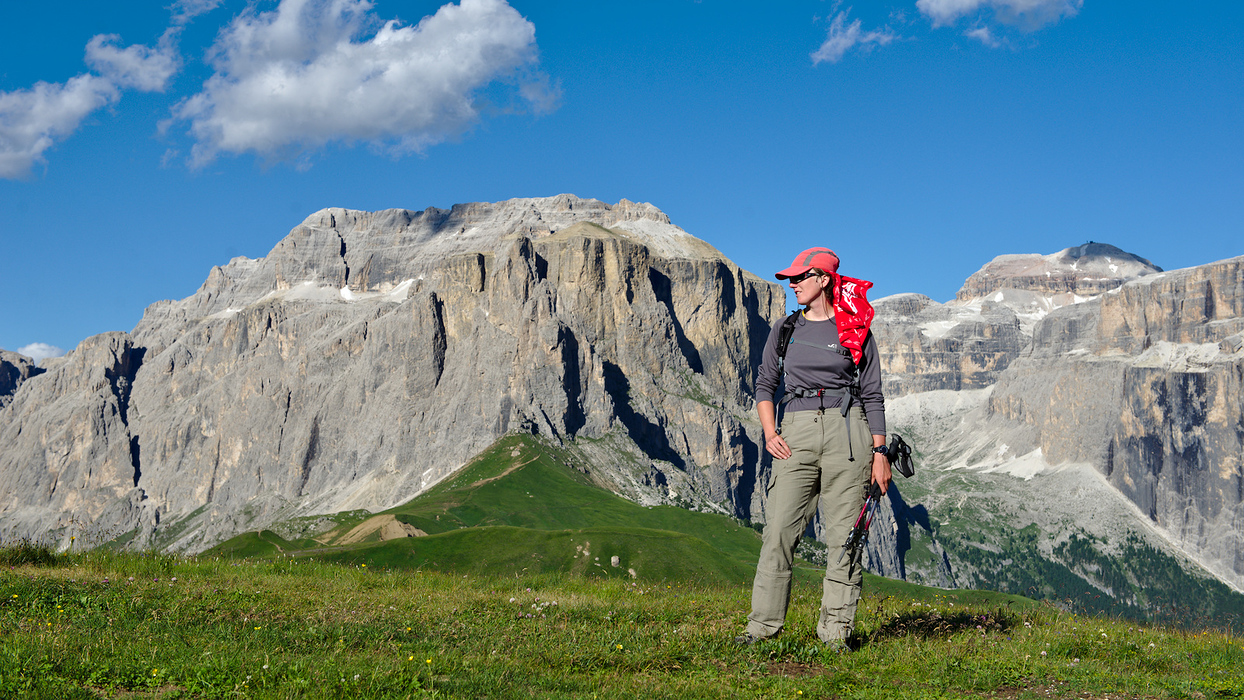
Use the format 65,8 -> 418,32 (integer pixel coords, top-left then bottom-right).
835,433 -> 916,565
837,482 -> 883,565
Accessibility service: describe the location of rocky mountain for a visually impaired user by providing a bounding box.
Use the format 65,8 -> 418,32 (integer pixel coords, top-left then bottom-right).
957,242 -> 1162,300
865,245 -> 1244,619
0,195 -> 784,551
872,242 -> 1164,397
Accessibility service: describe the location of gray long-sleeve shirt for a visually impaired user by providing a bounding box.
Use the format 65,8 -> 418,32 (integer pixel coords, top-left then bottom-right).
755,312 -> 886,436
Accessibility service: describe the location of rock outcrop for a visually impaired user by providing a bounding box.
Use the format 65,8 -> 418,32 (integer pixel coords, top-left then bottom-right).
0,196 -> 785,551
872,294 -> 1025,397
956,242 -> 1162,300
0,335 -> 149,542
0,351 -> 42,409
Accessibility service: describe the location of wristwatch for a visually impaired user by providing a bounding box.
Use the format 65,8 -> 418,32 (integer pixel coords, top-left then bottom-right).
872,445 -> 888,455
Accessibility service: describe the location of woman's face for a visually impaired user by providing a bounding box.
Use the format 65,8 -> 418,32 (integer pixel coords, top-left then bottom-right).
789,271 -> 829,307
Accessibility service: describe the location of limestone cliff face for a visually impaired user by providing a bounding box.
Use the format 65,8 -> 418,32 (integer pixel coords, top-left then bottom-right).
0,335 -> 149,541
872,294 -> 1025,397
870,245 -> 1244,600
984,257 -> 1244,587
0,196 -> 784,551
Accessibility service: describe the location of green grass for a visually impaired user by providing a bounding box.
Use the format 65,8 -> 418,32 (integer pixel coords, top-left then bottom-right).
380,435 -> 757,555
315,526 -> 758,584
2,551 -> 1240,699
206,531 -> 303,559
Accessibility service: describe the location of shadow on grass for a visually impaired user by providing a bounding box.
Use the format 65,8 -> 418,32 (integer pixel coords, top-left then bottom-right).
0,541 -> 64,567
870,607 -> 1016,640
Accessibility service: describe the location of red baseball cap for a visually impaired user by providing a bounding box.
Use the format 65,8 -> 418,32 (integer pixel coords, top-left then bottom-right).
775,247 -> 840,279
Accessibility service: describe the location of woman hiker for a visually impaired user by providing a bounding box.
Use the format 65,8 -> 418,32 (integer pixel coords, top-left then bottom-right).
737,246 -> 890,651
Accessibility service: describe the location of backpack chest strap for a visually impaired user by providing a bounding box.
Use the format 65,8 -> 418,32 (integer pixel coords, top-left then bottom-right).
788,338 -> 853,360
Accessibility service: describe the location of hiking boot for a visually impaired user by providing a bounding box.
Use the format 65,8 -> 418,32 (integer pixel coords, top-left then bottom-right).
825,639 -> 852,654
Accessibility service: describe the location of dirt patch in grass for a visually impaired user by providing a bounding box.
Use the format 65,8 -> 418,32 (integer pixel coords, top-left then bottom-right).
470,458 -> 536,488
329,515 -> 427,545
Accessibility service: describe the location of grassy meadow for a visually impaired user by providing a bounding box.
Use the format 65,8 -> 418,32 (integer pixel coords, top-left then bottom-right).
2,434 -> 1242,698
3,551 -> 1243,699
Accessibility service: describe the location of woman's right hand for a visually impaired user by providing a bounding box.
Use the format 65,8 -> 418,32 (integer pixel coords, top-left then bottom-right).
757,401 -> 789,460
765,432 -> 791,460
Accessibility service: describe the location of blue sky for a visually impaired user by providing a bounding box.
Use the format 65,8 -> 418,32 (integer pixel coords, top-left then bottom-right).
2,0 -> 1241,359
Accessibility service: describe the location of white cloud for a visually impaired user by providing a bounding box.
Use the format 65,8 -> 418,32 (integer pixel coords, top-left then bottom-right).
15,343 -> 66,364
86,31 -> 181,92
916,0 -> 1083,29
0,33 -> 182,179
176,0 -> 557,165
0,75 -> 118,179
812,10 -> 898,65
171,0 -> 225,25
965,25 -> 1002,47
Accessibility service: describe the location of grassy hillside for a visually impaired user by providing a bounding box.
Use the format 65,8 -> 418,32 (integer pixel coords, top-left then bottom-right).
2,551 -> 1240,699
208,434 -> 767,584
206,432 -> 1244,632
381,434 -> 761,561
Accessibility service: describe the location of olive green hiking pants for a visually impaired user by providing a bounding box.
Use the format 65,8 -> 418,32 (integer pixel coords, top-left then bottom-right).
746,407 -> 873,643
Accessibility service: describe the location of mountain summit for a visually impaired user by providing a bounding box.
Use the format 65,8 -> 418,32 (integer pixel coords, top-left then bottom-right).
0,195 -> 783,552
957,241 -> 1164,300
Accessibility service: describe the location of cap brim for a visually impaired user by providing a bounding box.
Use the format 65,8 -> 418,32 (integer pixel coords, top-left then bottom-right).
775,265 -> 811,280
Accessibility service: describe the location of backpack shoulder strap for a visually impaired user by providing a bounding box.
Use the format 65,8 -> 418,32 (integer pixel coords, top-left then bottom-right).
775,312 -> 799,375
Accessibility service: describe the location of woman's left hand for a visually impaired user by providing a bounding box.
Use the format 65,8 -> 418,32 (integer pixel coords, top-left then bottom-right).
871,451 -> 892,494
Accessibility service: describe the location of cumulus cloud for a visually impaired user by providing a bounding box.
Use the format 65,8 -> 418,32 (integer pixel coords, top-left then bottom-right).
175,0 -> 557,165
0,33 -> 181,179
811,10 -> 898,65
15,343 -> 66,364
86,32 -> 180,91
0,75 -> 118,179
916,0 -> 1083,29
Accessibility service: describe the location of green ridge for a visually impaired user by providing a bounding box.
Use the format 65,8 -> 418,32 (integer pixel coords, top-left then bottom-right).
207,434 -> 767,583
